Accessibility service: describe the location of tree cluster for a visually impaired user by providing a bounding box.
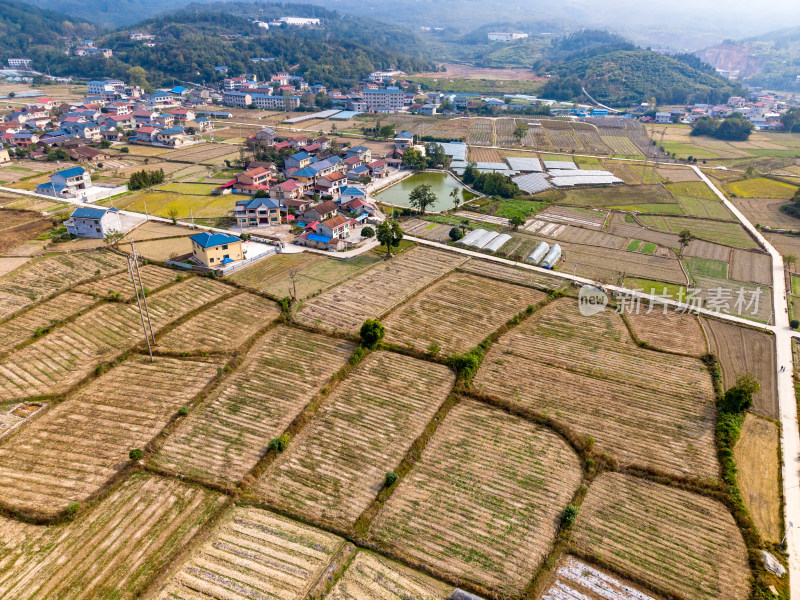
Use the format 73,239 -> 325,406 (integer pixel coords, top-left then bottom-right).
690,116 -> 754,141
127,168 -> 165,191
461,163 -> 518,198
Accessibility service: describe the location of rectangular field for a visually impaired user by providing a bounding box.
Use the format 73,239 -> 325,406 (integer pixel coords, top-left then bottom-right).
624,308 -> 707,356
369,400 -> 582,597
702,318 -> 778,419
638,215 -> 757,249
540,555 -> 658,600
149,506 -> 345,600
0,355 -> 222,518
257,351 -> 455,529
0,277 -> 231,400
72,264 -> 178,299
295,247 -> 466,333
157,292 -> 280,353
152,326 -> 354,489
0,472 -> 226,600
474,299 -> 719,479
458,259 -> 563,290
383,272 -> 546,354
572,472 -> 750,600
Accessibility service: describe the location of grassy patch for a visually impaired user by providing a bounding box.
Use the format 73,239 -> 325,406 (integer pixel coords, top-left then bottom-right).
623,277 -> 686,299
609,203 -> 685,215
626,239 -> 642,252
638,215 -> 757,248
662,142 -> 721,159
470,196 -> 548,220
684,257 -> 729,280
665,181 -> 717,200
640,242 -> 656,255
728,177 -> 798,199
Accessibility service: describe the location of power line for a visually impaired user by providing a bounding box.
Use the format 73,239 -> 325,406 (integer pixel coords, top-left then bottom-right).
127,241 -> 155,361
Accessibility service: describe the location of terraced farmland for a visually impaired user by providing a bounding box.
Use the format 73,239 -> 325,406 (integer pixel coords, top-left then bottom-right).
258,352 -> 454,529
157,293 -> 281,353
474,299 -> 719,478
0,355 -> 223,518
0,277 -> 231,400
624,308 -> 708,356
383,272 -> 546,354
0,472 -> 226,600
0,291 -> 96,353
458,259 -> 563,290
369,400 -> 582,597
539,556 -> 656,600
152,326 -> 354,488
0,250 -> 127,320
72,264 -> 178,299
573,472 -> 749,600
150,506 -> 345,600
295,247 -> 466,334
328,551 -> 451,600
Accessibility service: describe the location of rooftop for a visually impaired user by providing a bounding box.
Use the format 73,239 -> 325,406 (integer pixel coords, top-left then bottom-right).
190,232 -> 241,248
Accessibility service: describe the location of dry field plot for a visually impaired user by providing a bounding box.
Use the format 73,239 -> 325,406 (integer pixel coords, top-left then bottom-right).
539,555 -> 658,600
730,249 -> 771,285
703,319 -> 777,419
383,272 -> 546,354
731,197 -> 800,230
161,143 -> 239,164
258,352 -> 454,530
0,354 -> 222,518
370,400 -> 582,597
469,146 -> 502,163
624,308 -> 707,355
466,119 -> 493,146
0,291 -> 96,353
0,277 -> 231,400
474,300 -> 719,478
157,293 -> 280,353
402,218 -> 453,243
130,236 -> 193,261
151,506 -> 345,600
231,252 -> 323,292
458,259 -> 563,290
327,551 -> 451,600
682,239 -> 732,262
152,326 -> 354,488
123,221 -> 196,241
0,472 -> 225,600
734,413 -> 781,543
0,210 -> 51,255
72,264 -> 178,299
573,473 -> 750,600
0,250 -> 127,320
296,247 -> 466,333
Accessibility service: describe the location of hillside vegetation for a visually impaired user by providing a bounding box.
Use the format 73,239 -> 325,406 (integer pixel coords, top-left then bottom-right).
0,0 -> 98,58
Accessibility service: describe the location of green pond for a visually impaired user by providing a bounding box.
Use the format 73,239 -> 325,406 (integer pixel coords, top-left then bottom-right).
374,171 -> 475,212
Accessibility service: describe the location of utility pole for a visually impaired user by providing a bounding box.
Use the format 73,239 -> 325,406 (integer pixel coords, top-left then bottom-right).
128,242 -> 155,361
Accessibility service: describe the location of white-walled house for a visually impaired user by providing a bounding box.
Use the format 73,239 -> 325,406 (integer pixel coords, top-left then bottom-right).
65,206 -> 122,238
36,166 -> 93,198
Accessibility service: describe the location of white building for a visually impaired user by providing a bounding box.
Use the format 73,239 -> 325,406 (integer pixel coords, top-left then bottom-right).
362,87 -> 405,112
253,20 -> 269,29
368,71 -> 404,84
65,207 -> 122,238
487,32 -> 528,42
277,17 -> 320,26
35,166 -> 93,199
87,79 -> 124,96
7,58 -> 32,69
655,112 -> 673,124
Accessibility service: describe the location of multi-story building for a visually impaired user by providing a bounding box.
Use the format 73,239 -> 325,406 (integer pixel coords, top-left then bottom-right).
487,32 -> 528,41
35,166 -> 93,198
361,87 -> 405,112
7,58 -> 32,69
189,232 -> 243,267
65,207 -> 122,238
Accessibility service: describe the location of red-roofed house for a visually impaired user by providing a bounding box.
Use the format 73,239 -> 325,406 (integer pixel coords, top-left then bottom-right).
317,214 -> 351,239
269,179 -> 303,201
315,171 -> 346,198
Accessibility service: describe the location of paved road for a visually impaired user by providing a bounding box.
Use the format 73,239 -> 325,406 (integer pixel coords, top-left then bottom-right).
693,166 -> 800,593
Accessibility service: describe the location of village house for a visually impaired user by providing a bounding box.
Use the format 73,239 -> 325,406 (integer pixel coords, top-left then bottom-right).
315,171 -> 346,198
285,151 -> 312,170
254,127 -> 276,144
190,232 -> 244,267
234,166 -> 274,194
0,148 -> 10,165
36,166 -> 92,198
345,145 -> 372,162
10,132 -> 39,148
234,196 -> 282,227
153,126 -> 188,147
67,145 -> 109,163
65,206 -> 121,238
288,166 -> 319,186
302,199 -> 339,222
269,179 -> 304,201
317,214 -> 351,240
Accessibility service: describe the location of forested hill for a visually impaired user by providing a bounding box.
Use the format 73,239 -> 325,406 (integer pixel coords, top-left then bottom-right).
538,31 -> 743,106
0,0 -> 99,58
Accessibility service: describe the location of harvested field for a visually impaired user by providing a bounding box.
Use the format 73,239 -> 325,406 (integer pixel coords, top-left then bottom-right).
560,184 -> 674,209
606,213 -> 681,247
731,197 -> 800,230
127,236 -> 193,261
401,218 -> 453,243
602,161 -> 646,184
383,272 -> 546,353
474,299 -> 719,478
539,206 -> 607,228
123,221 -> 196,241
657,166 -> 700,182
692,275 -> 772,323
458,259 -> 563,289
0,277 -> 231,400
157,293 -> 280,353
152,326 -> 353,488
370,400 -> 582,597
295,246 -> 466,333
728,177 -> 797,199
0,291 -> 96,353
467,118 -> 493,146
0,471 -> 226,600
624,308 -> 707,355
683,239 -> 732,262
638,215 -> 757,249
72,264 -> 178,299
730,249 -> 772,285
734,413 -> 781,543
539,555 -> 658,600
0,354 -> 223,518
328,551 -> 451,600
0,250 -> 127,320
258,352 -> 454,529
0,402 -> 45,441
0,210 -> 51,254
573,472 -> 750,600
703,318 -> 778,419
469,146 -> 502,163
150,506 -> 345,600
161,143 -> 240,164
230,252 -> 323,292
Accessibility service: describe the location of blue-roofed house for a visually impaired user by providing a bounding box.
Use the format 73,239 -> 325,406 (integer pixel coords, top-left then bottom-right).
189,232 -> 243,267
234,196 -> 281,227
309,155 -> 343,176
153,126 -> 188,147
339,185 -> 367,204
393,131 -> 414,149
284,151 -> 311,170
65,206 -> 121,238
288,166 -> 319,186
36,166 -> 92,199
170,86 -> 188,96
346,165 -> 370,181
344,145 -> 371,162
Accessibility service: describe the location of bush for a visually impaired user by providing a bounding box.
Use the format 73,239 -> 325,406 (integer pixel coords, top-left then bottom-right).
278,296 -> 292,315
361,226 -> 375,238
178,406 -> 189,416
426,343 -> 441,356
561,504 -> 579,528
120,146 -> 129,153
792,319 -> 799,330
446,348 -> 484,381
349,346 -> 366,365
360,318 -> 385,348
384,471 -> 398,487
129,448 -> 144,461
240,233 -> 251,240
66,501 -> 82,515
268,433 -> 290,453
449,227 -> 464,241
720,373 -> 760,414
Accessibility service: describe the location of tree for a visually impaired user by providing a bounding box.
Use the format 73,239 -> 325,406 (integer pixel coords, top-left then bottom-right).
449,227 -> 464,241
360,226 -> 375,238
376,219 -> 403,257
401,147 -> 427,171
129,448 -> 144,461
678,229 -> 695,256
359,318 -> 385,348
167,207 -> 179,224
720,373 -> 760,414
128,168 -> 164,191
103,230 -> 124,247
784,254 -> 797,272
450,187 -> 461,212
409,184 -> 437,215
509,215 -> 525,230
513,123 -> 527,143
127,66 -> 152,93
